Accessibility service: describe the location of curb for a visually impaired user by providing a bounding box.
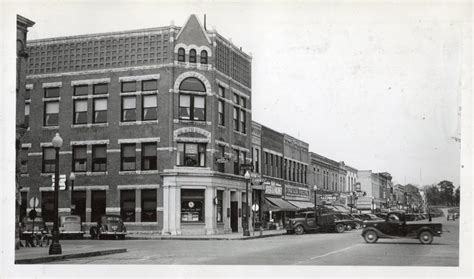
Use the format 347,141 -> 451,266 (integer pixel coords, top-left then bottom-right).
15,248 -> 127,264
126,232 -> 287,241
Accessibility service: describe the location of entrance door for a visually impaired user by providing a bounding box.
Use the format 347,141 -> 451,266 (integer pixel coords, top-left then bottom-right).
91,190 -> 106,222
231,201 -> 238,232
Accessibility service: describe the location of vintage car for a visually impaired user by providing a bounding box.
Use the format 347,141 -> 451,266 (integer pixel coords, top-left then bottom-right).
335,213 -> 364,230
361,211 -> 442,244
287,211 -> 352,235
89,215 -> 127,240
59,215 -> 85,239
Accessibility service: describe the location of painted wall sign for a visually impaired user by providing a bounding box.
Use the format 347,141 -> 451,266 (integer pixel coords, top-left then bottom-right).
285,185 -> 310,200
264,182 -> 282,196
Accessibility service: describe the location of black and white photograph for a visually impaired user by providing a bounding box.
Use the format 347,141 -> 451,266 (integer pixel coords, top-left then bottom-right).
1,0 -> 472,278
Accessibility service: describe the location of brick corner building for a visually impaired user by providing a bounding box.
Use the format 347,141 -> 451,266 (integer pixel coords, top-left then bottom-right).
21,15 -> 253,235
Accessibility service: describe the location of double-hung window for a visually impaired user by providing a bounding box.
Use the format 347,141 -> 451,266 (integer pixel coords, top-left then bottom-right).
44,101 -> 59,126
178,48 -> 185,62
142,95 -> 157,121
217,85 -> 225,126
73,145 -> 87,172
177,143 -> 206,167
121,144 -> 136,171
189,49 -> 196,63
92,145 -> 107,172
42,147 -> 55,173
122,96 -> 136,122
233,149 -> 240,175
24,103 -> 30,128
74,100 -> 88,124
93,98 -> 107,123
141,142 -> 157,170
233,93 -> 240,131
178,77 -> 206,121
200,50 -> 208,64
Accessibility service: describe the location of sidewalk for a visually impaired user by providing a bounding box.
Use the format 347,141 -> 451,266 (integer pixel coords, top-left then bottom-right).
15,245 -> 127,264
126,229 -> 288,240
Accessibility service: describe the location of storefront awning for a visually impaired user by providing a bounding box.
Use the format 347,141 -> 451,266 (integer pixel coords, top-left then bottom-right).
287,200 -> 314,210
265,197 -> 297,212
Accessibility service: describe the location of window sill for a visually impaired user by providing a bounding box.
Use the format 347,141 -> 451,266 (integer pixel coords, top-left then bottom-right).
20,174 -> 29,177
43,126 -> 59,130
119,170 -> 159,175
217,125 -> 226,129
233,130 -> 247,136
72,123 -> 109,128
42,97 -> 61,102
119,120 -> 158,126
40,173 -> 53,177
175,119 -> 210,125
75,171 -> 108,176
120,90 -> 158,96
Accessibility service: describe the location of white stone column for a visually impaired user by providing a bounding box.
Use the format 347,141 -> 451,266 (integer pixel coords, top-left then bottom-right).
174,186 -> 181,235
205,187 -> 217,235
161,185 -> 170,235
224,189 -> 231,233
248,191 -> 253,232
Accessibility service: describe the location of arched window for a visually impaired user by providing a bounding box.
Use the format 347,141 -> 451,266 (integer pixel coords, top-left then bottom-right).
200,50 -> 208,64
189,49 -> 197,63
178,77 -> 206,121
178,48 -> 185,62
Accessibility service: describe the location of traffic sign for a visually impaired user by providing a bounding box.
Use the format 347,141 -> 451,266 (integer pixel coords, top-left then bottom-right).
29,209 -> 37,220
239,164 -> 254,171
29,197 -> 39,208
251,204 -> 259,212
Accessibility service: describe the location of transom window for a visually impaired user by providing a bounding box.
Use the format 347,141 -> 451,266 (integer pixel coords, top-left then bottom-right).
44,87 -> 60,98
74,85 -> 88,96
177,143 -> 206,167
142,79 -> 158,91
121,81 -> 136,92
93,83 -> 108,94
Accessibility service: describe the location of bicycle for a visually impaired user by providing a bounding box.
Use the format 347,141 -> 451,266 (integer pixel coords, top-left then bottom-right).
28,232 -> 50,247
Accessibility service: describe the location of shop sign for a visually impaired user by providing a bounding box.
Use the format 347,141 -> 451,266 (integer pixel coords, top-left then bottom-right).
51,174 -> 66,190
250,172 -> 264,185
264,182 -> 282,196
285,186 -> 310,200
320,195 -> 338,202
215,157 -> 229,163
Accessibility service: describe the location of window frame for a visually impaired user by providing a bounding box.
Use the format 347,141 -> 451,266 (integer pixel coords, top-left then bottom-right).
93,98 -> 108,123
42,147 -> 56,173
142,95 -> 158,121
177,142 -> 207,167
141,142 -> 157,171
92,144 -> 107,172
141,79 -> 158,91
121,96 -> 137,122
43,101 -> 59,126
200,50 -> 208,64
178,48 -> 185,62
189,49 -> 197,63
44,87 -> 60,98
120,143 -> 136,171
93,83 -> 108,95
178,94 -> 206,121
73,85 -> 88,96
73,99 -> 88,125
72,145 -> 87,172
121,81 -> 137,93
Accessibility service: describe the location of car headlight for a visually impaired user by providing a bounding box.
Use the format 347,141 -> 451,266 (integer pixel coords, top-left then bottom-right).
362,224 -> 366,228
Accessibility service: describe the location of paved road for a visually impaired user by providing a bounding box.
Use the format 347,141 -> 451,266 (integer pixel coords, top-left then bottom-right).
56,216 -> 458,266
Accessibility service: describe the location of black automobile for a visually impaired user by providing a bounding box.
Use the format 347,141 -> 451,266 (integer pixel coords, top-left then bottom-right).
335,213 -> 364,230
90,215 -> 127,240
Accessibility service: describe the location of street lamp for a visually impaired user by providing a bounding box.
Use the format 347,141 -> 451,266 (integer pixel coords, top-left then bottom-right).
371,197 -> 375,214
49,133 -> 63,255
313,185 -> 318,223
69,172 -> 75,214
243,170 -> 251,237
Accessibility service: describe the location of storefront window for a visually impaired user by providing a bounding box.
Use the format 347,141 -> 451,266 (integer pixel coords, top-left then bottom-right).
181,189 -> 204,223
141,189 -> 157,222
216,190 -> 223,223
120,190 -> 136,222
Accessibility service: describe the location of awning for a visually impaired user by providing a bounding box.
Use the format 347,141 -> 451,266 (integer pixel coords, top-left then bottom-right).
287,200 -> 315,210
265,197 -> 298,212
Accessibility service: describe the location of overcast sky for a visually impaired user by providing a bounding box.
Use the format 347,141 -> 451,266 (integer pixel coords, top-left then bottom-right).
5,1 -> 469,186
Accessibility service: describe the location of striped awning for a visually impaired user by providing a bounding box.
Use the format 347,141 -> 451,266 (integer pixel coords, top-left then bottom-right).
287,200 -> 315,210
265,197 -> 298,212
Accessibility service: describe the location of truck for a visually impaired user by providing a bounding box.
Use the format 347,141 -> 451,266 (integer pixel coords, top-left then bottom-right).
361,211 -> 443,244
286,210 -> 353,235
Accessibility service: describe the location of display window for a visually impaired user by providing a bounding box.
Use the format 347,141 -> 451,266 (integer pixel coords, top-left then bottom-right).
181,189 -> 204,223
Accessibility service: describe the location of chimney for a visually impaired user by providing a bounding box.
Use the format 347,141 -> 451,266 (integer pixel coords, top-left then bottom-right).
204,14 -> 207,30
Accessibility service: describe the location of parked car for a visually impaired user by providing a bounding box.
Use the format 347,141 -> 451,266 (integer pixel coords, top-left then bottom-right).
59,215 -> 84,239
335,213 -> 364,230
287,211 -> 351,235
90,215 -> 127,240
361,211 -> 442,244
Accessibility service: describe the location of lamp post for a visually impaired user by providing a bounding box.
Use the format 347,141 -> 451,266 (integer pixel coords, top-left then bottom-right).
371,197 -> 375,214
49,133 -> 63,255
69,172 -> 75,214
313,185 -> 318,223
243,170 -> 251,237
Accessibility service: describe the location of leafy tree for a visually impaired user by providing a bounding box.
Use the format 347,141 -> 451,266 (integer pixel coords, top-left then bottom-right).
438,180 -> 455,206
423,185 -> 442,205
454,186 -> 460,206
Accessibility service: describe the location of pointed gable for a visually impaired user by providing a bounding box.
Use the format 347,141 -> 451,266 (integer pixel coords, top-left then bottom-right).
176,14 -> 211,46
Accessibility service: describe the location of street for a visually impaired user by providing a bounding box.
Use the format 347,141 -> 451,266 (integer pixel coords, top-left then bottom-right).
54,215 -> 458,266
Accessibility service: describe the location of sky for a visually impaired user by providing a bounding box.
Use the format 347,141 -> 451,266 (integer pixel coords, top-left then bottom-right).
3,0 -> 470,186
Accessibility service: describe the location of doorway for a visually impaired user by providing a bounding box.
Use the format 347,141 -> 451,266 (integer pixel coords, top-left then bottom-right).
231,201 -> 238,232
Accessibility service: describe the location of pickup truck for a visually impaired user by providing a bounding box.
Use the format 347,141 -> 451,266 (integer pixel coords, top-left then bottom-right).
361,211 -> 442,244
287,210 -> 353,235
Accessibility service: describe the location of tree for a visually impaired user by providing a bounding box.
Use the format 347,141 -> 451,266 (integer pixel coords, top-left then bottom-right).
423,185 -> 442,205
454,186 -> 460,206
438,180 -> 455,206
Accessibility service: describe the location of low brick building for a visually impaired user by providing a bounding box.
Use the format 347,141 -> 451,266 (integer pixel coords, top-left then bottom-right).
20,15 -> 254,235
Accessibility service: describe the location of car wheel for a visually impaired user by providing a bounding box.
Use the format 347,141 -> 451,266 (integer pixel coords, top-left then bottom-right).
364,230 -> 378,243
335,223 -> 345,233
355,223 -> 361,230
419,231 -> 433,244
346,225 -> 352,231
294,225 -> 304,235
